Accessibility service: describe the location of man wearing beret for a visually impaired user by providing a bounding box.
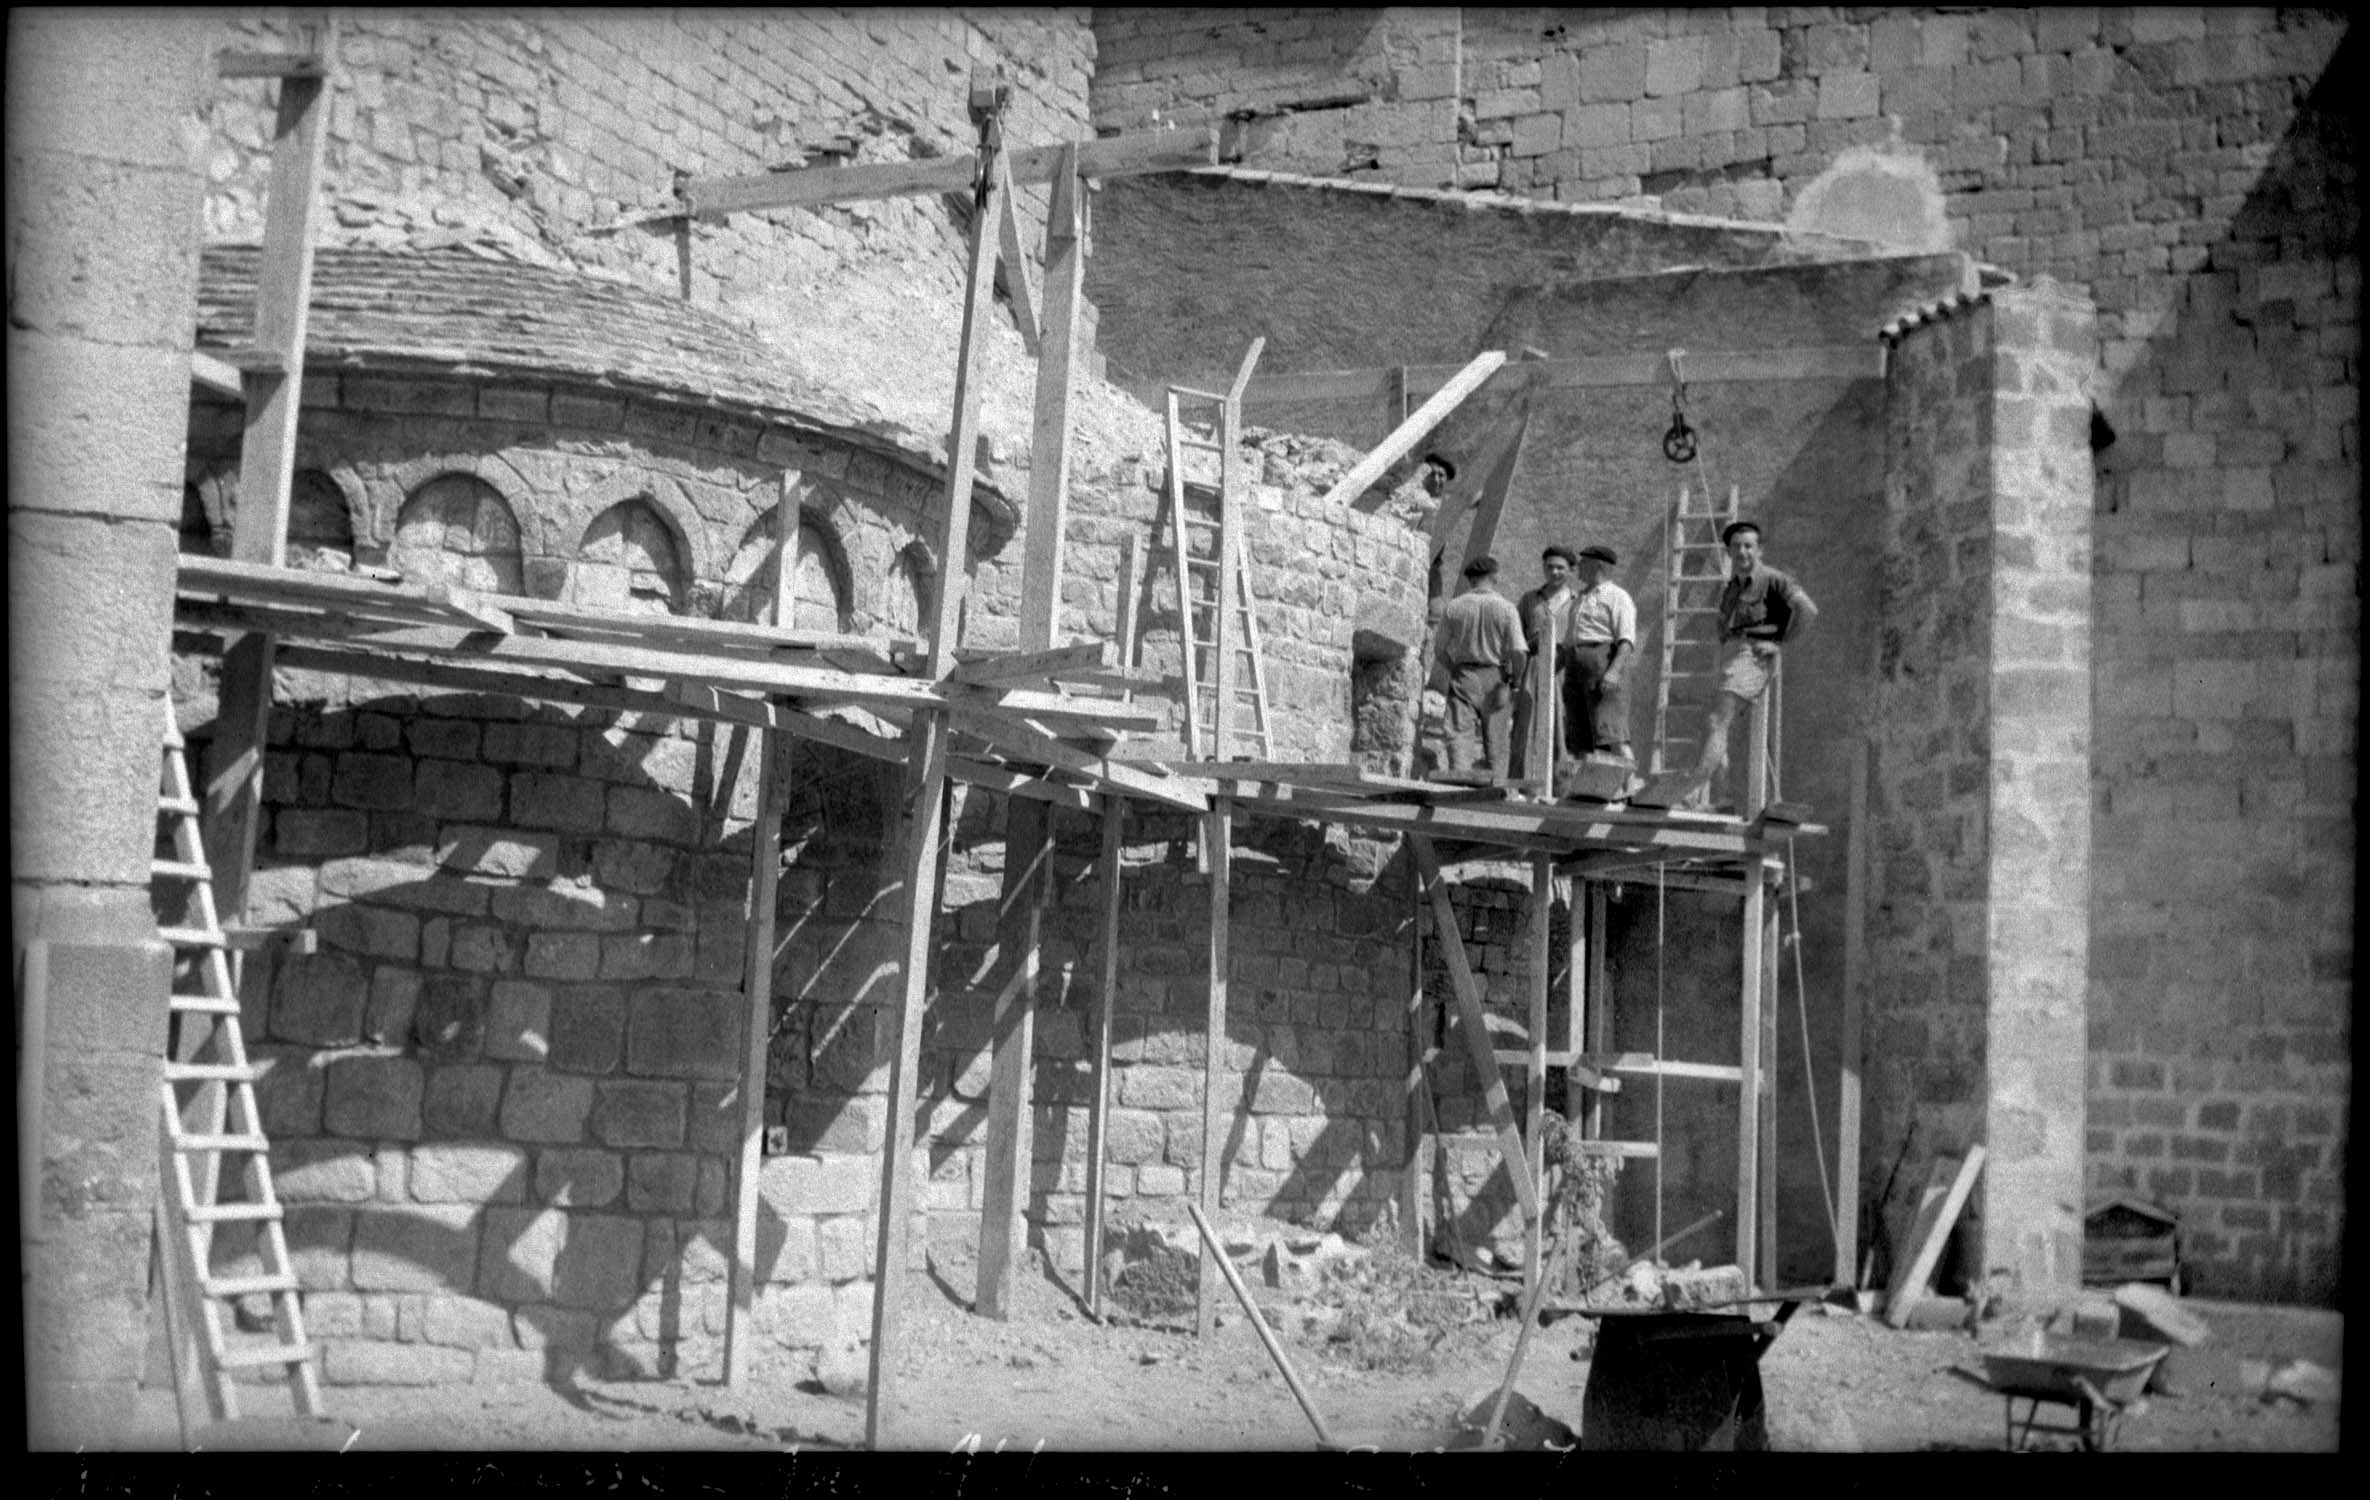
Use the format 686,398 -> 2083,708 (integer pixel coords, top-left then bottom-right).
1684,520 -> 1817,808
1511,545 -> 1578,781
1431,554 -> 1527,775
1566,543 -> 1639,769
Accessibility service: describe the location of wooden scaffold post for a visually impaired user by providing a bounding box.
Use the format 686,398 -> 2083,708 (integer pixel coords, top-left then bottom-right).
864,73 -> 1010,1449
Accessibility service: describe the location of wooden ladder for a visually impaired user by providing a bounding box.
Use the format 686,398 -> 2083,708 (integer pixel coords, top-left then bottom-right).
1162,340 -> 1272,761
151,703 -> 323,1434
1649,483 -> 1739,777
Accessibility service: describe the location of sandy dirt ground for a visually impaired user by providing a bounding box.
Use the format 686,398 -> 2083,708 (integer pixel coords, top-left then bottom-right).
94,1223 -> 2341,1457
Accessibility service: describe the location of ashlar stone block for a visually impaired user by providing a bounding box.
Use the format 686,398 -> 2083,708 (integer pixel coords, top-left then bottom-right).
324,1054 -> 425,1140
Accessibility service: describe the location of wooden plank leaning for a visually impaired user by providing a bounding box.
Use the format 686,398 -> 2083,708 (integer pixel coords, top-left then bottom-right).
1081,797 -> 1126,1318
681,126 -> 1217,218
1316,350 -> 1507,512
1407,837 -> 1541,1222
863,91 -> 1006,1452
726,476 -> 800,1389
1195,796 -> 1235,1337
203,8 -> 333,934
1885,1146 -> 1987,1327
975,141 -> 1085,1317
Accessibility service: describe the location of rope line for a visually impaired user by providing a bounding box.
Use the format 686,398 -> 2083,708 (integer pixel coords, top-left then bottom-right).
1784,835 -> 1838,1254
1652,868 -> 1667,1255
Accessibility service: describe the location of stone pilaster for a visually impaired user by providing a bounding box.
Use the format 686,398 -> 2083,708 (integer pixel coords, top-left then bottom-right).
1981,281 -> 2094,1292
7,9 -> 212,1447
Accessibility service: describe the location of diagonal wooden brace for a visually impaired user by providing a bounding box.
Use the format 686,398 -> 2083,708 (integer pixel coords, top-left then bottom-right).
1409,836 -> 1540,1222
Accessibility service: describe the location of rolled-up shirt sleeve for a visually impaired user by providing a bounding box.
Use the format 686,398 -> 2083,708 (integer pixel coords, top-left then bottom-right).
1610,588 -> 1638,647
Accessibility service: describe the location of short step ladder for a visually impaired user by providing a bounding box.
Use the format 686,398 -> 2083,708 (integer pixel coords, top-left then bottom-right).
151,703 -> 322,1433
1650,484 -> 1739,777
1162,341 -> 1274,762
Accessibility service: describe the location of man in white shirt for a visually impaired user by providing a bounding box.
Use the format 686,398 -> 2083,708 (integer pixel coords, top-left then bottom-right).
1565,543 -> 1638,768
1511,545 -> 1577,781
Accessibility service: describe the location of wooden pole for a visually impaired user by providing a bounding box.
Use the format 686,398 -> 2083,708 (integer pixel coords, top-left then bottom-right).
1451,399 -> 1535,584
1082,796 -> 1125,1317
1184,1202 -> 1338,1450
1408,838 -> 1541,1223
203,11 -> 334,933
1014,145 -> 1083,655
1760,863 -> 1781,1291
1399,861 -> 1426,1259
1737,688 -> 1772,1287
1838,741 -> 1869,1288
1316,350 -> 1508,511
1524,853 -> 1551,1294
1195,795 -> 1234,1337
725,478 -> 800,1388
1583,881 -> 1608,1141
864,88 -> 1005,1451
977,146 -> 1085,1314
725,723 -> 787,1385
975,799 -> 1047,1318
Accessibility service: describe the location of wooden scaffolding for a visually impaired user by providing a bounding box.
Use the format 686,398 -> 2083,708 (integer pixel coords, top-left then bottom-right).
167,67 -> 1843,1450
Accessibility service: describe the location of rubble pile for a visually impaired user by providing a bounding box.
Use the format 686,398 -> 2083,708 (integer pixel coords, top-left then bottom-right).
1279,1236 -> 1487,1374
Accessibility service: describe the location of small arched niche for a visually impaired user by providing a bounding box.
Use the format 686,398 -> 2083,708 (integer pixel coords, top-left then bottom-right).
721,512 -> 851,633
288,469 -> 356,572
572,498 -> 688,616
391,472 -> 525,595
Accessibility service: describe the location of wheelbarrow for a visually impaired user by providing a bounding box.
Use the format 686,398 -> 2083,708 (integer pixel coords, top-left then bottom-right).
1573,1294 -> 1810,1451
1980,1332 -> 2168,1452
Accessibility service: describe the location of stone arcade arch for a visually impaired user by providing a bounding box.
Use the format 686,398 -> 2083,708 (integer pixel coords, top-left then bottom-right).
721,508 -> 853,633
572,496 -> 691,616
390,471 -> 527,595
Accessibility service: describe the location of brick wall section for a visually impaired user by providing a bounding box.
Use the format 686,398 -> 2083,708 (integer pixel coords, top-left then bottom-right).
1095,5 -> 2356,1306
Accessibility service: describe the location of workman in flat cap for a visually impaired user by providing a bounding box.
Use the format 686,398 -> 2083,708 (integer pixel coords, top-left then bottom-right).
1565,542 -> 1639,769
1511,544 -> 1579,781
1431,554 -> 1527,775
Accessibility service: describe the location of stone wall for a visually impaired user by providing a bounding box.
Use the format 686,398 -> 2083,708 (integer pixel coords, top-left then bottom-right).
170,360 -> 1434,1380
1872,285 -> 2095,1294
1094,4 -> 2357,1306
8,9 -> 215,1448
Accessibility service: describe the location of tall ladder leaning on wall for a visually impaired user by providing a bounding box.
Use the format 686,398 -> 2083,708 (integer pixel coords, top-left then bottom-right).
152,702 -> 324,1431
1163,339 -> 1275,763
1650,482 -> 1783,803
1649,482 -> 1739,779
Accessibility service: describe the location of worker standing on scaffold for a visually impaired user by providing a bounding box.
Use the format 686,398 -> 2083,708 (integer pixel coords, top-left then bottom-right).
1681,519 -> 1817,811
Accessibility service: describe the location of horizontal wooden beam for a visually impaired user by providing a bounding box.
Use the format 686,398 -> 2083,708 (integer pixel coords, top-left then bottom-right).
179,556 -> 919,661
178,591 -> 1163,735
1579,1052 -> 1745,1084
218,50 -> 326,79
268,642 -> 722,723
1246,345 -> 1886,406
947,640 -> 1114,687
950,704 -> 1211,813
190,350 -> 245,399
947,757 -> 1098,811
681,126 -> 1219,218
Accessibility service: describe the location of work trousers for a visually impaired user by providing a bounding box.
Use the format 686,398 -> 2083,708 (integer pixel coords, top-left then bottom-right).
1442,662 -> 1511,773
1566,641 -> 1633,760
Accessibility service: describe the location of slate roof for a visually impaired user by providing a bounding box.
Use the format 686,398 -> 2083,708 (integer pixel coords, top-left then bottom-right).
195,246 -> 1015,525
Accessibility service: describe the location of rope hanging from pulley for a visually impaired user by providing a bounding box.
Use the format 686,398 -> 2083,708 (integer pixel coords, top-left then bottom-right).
1661,348 -> 1697,464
